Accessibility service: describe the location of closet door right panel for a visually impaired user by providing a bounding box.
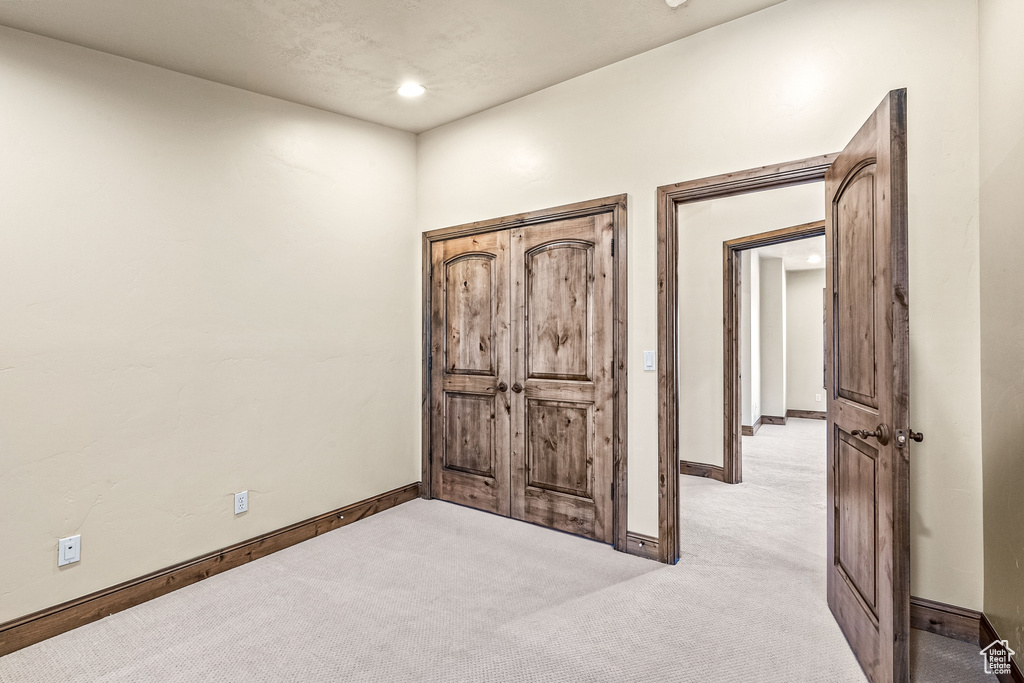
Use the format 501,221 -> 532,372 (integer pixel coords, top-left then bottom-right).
509,215 -> 614,542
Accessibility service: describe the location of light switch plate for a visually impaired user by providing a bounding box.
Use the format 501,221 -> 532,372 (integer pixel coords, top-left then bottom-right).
58,535 -> 81,567
643,351 -> 656,371
234,491 -> 248,515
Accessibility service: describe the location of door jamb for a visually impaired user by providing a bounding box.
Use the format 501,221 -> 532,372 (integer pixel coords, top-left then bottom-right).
656,154 -> 837,564
721,219 -> 826,485
421,194 -> 629,552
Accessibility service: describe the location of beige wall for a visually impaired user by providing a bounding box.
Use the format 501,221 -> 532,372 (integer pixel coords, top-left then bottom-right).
760,257 -> 787,419
677,184 -> 822,466
417,0 -> 985,608
979,0 -> 1024,654
740,249 -> 761,426
785,268 -> 826,413
0,28 -> 421,622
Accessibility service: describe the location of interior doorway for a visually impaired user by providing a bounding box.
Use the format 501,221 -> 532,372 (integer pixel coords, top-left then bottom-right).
722,221 -> 826,484
658,90 -> 914,683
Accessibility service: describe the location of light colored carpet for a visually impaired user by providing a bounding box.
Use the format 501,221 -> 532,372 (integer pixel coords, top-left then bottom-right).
0,419 -> 992,681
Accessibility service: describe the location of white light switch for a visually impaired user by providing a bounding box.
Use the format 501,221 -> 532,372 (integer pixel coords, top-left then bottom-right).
643,351 -> 656,371
58,535 -> 81,567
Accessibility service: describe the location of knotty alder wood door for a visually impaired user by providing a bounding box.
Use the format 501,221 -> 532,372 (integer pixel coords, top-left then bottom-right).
825,89 -> 911,683
510,216 -> 614,542
429,214 -> 614,543
430,231 -> 512,515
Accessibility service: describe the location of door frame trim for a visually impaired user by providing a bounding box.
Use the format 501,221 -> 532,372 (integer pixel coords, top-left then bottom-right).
721,219 -> 826,485
656,155 -> 837,564
422,194 -> 629,552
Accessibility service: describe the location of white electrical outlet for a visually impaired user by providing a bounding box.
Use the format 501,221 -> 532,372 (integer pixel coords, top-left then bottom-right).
58,535 -> 81,567
816,393 -> 822,402
234,491 -> 248,515
643,351 -> 656,371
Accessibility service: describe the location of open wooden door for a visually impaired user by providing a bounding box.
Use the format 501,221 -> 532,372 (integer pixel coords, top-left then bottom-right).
825,88 -> 911,683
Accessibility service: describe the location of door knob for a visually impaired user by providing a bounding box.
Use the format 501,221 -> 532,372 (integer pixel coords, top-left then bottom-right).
497,382 -> 508,392
896,429 -> 924,446
511,382 -> 523,393
851,423 -> 891,446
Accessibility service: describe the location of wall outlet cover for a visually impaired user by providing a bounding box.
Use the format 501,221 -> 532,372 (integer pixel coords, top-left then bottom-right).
58,535 -> 81,567
234,490 -> 248,515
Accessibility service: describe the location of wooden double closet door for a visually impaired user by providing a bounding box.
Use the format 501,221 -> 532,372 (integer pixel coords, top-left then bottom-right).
429,214 -> 615,543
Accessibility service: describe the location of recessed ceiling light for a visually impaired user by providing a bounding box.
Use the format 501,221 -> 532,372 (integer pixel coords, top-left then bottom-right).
397,83 -> 426,98
807,254 -> 823,264
665,0 -> 688,7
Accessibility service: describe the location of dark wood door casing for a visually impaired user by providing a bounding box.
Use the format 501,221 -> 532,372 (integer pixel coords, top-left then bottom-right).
422,195 -> 628,552
825,88 -> 910,683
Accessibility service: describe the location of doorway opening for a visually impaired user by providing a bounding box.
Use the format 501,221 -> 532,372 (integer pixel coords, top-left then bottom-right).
721,221 -> 826,484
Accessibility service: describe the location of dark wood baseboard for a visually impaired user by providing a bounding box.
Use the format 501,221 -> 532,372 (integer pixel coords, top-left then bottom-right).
911,595 -> 983,645
0,482 -> 421,657
760,414 -> 787,425
679,460 -> 725,482
911,595 -> 1022,682
741,417 -> 762,437
982,613 -> 1024,683
786,409 -> 826,420
625,532 -> 660,561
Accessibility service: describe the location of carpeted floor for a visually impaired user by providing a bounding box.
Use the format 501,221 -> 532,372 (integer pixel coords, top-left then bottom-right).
0,419 -> 994,681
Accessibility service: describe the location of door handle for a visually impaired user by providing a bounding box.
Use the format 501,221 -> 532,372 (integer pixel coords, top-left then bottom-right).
497,382 -> 508,392
851,423 -> 891,446
511,382 -> 523,394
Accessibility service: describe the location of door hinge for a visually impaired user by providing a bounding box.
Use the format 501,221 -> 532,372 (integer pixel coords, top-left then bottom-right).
611,238 -> 615,256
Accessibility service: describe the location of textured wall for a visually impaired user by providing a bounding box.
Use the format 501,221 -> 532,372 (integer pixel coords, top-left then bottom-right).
785,268 -> 826,413
980,0 -> 1024,655
417,0 -> 985,609
678,185 -> 822,467
0,28 -> 420,622
759,257 -> 787,419
740,249 -> 762,426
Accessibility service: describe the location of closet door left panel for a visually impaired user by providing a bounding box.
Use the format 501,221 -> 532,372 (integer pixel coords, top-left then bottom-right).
430,232 -> 512,516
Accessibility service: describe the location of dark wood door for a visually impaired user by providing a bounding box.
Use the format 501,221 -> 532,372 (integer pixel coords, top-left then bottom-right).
825,89 -> 911,683
509,216 -> 615,542
430,231 -> 511,516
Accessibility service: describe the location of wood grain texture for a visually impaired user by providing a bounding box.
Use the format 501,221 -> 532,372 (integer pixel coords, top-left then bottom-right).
760,415 -> 788,425
825,88 -> 910,683
422,195 -> 628,551
625,532 -> 660,561
679,461 -> 726,482
430,231 -> 511,516
787,409 -> 827,420
0,483 -> 420,657
722,220 -> 825,485
910,596 -> 982,645
512,215 -> 614,542
657,155 -> 836,565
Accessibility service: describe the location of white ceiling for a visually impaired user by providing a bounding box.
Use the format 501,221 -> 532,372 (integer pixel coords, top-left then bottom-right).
754,235 -> 825,272
0,0 -> 786,133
